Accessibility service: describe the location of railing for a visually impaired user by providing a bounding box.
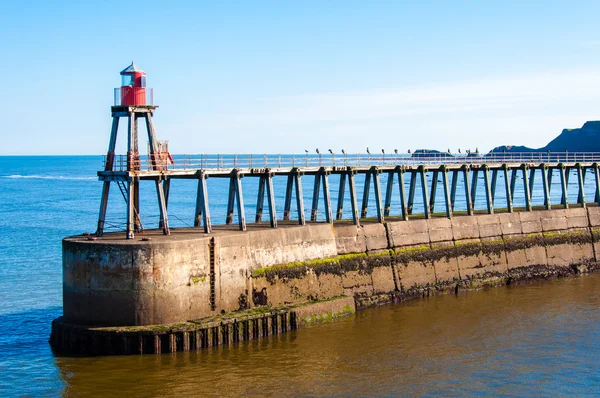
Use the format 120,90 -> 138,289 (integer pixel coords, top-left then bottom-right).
113,87 -> 154,106
102,152 -> 600,172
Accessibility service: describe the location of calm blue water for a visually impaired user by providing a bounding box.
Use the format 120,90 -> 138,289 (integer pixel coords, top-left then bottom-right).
0,156 -> 599,396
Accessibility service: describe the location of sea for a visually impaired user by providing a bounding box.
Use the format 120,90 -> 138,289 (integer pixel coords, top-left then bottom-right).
1,155 -> 600,396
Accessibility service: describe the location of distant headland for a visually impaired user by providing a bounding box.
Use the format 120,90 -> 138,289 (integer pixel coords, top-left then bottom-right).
492,121 -> 600,153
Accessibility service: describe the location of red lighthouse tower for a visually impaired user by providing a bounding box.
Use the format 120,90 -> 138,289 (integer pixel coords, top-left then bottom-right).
119,61 -> 148,105
96,62 -> 170,239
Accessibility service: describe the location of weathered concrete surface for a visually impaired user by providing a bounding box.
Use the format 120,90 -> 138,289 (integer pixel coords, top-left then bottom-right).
62,207 -> 600,327
64,224 -> 337,326
293,297 -> 355,325
63,238 -> 212,326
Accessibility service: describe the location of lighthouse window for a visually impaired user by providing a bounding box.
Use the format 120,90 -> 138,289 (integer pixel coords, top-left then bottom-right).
121,74 -> 134,86
140,76 -> 146,88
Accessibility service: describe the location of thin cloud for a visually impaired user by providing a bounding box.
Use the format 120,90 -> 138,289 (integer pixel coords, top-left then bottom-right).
168,67 -> 600,154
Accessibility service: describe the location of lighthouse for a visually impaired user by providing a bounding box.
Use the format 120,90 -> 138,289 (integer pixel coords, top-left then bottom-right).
96,62 -> 170,239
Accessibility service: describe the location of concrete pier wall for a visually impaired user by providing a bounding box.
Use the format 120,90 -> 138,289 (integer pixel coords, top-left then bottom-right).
63,207 -> 600,327
63,225 -> 337,326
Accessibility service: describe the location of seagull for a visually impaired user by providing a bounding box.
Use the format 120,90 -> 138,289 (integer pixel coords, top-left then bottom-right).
475,147 -> 479,154
394,149 -> 398,154
381,149 -> 385,154
341,149 -> 346,155
458,149 -> 461,154
328,149 -> 333,154
305,149 -> 308,154
316,148 -> 320,154
448,149 -> 451,154
366,147 -> 370,155
408,149 -> 412,154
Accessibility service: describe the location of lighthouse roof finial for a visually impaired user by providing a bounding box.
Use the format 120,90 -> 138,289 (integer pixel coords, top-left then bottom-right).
120,61 -> 145,74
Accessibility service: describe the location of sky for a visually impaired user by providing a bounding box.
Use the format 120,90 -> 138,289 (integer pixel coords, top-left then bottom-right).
1,0 -> 600,155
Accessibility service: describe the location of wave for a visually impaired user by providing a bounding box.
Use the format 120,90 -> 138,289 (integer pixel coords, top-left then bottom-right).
0,174 -> 96,181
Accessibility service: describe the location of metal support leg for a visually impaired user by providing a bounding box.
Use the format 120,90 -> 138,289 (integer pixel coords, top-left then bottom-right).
322,173 -> 333,223
576,163 -> 586,208
234,173 -> 246,231
126,180 -> 135,239
348,171 -> 360,226
373,169 -> 384,223
311,173 -> 321,222
398,168 -> 408,221
266,173 -> 277,228
442,167 -> 452,219
528,167 -> 536,199
199,174 -> 212,233
483,166 -> 493,214
336,173 -> 346,220
361,172 -> 371,219
471,169 -> 479,208
159,179 -> 170,229
463,167 -> 473,216
96,182 -> 111,236
577,166 -> 586,206
226,177 -> 235,224
155,178 -> 170,235
510,168 -> 518,201
133,180 -> 141,232
504,165 -> 513,213
255,175 -> 266,223
523,165 -> 532,211
561,166 -> 570,207
450,170 -> 458,211
542,165 -> 551,210
490,169 -> 498,206
194,178 -> 203,228
559,164 -> 569,209
420,166 -> 430,219
283,175 -> 293,221
294,173 -> 305,225
429,170 -> 438,214
407,171 -> 417,215
384,171 -> 394,217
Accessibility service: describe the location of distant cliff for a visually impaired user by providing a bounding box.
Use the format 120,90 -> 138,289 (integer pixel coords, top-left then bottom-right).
492,121 -> 600,153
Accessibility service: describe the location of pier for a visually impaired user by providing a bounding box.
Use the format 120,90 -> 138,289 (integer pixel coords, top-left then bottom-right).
51,63 -> 600,356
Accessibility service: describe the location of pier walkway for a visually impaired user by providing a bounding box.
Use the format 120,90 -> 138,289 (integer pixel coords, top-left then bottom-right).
95,151 -> 600,239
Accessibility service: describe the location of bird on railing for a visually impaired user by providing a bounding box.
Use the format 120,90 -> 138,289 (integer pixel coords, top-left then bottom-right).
305,149 -> 308,154
408,149 -> 411,154
341,149 -> 346,155
316,148 -> 320,154
476,148 -> 479,154
458,149 -> 461,153
328,149 -> 333,154
394,149 -> 398,154
447,149 -> 451,154
366,147 -> 370,155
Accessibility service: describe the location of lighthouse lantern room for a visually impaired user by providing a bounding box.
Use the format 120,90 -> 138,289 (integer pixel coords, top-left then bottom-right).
118,61 -> 148,106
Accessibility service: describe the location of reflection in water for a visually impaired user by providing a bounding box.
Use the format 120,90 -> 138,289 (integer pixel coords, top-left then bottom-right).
56,274 -> 600,396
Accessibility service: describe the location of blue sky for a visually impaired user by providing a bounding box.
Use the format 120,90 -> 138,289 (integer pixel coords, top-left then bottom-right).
1,1 -> 600,155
